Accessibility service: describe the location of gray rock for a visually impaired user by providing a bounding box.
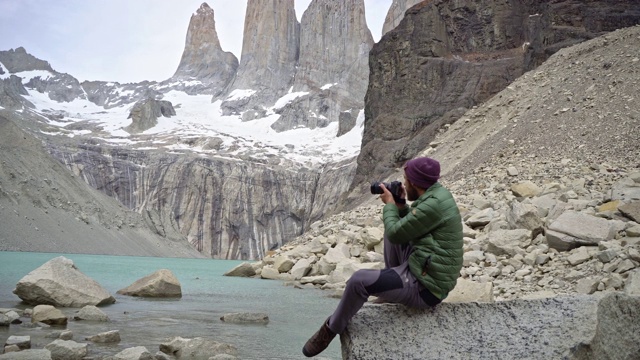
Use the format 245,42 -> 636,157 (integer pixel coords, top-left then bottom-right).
360,227 -> 384,250
444,279 -> 493,303
259,267 -> 281,280
125,98 -> 176,134
223,262 -> 256,277
31,305 -> 67,326
0,349 -> 52,360
548,211 -> 616,246
85,330 -> 120,343
511,181 -> 542,198
567,246 -> 592,266
159,337 -> 237,360
44,340 -> 87,360
466,208 -> 494,228
486,229 -> 531,256
0,314 -> 9,327
220,313 -> 269,324
13,256 -> 115,307
576,278 -> 599,295
106,346 -> 154,360
619,201 -> 640,222
73,305 -> 109,321
571,293 -> 640,359
610,177 -> 640,202
273,256 -> 295,273
342,295 -> 602,359
506,201 -> 543,231
625,269 -> 640,296
117,269 -> 181,298
4,336 -> 30,350
290,258 -> 313,280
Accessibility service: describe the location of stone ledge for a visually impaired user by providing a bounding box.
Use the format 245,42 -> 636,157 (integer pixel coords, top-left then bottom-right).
341,293 -> 640,359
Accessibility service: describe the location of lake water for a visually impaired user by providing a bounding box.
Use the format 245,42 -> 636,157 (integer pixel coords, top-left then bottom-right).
0,251 -> 341,359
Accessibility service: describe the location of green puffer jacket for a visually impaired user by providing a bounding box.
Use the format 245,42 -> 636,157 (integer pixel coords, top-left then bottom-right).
382,183 -> 463,300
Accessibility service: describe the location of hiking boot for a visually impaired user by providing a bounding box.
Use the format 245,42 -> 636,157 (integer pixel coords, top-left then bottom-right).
302,317 -> 336,357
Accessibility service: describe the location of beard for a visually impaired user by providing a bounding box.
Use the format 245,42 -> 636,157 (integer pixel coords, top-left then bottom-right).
406,185 -> 419,201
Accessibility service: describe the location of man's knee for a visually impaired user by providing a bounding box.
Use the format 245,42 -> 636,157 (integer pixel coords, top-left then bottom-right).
364,269 -> 403,294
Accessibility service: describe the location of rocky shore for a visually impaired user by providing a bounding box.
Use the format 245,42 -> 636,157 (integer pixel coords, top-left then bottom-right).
228,162 -> 640,302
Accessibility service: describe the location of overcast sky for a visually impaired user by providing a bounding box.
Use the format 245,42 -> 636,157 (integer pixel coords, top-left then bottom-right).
0,0 -> 393,83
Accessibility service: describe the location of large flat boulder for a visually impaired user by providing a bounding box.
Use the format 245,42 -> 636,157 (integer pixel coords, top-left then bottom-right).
13,256 -> 115,307
341,293 -> 640,359
117,269 -> 181,298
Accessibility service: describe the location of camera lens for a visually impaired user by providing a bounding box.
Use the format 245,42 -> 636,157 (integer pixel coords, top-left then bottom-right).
370,182 -> 383,194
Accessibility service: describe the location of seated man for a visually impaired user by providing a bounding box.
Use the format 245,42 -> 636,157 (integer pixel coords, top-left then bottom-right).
303,157 -> 464,357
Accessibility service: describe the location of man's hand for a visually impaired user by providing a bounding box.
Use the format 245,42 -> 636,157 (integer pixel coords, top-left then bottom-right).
379,183 -> 407,208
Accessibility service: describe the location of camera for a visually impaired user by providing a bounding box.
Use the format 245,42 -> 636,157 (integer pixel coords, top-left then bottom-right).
371,180 -> 405,204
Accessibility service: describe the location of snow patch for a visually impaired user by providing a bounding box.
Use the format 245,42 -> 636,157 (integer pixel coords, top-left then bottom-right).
226,89 -> 256,101
273,91 -> 309,110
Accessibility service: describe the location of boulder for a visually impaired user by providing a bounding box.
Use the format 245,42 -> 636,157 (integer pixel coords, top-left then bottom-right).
0,349 -> 52,359
443,279 -> 493,303
85,330 -> 120,343
547,211 -> 616,250
219,313 -> 269,324
619,201 -> 640,222
159,337 -> 237,360
44,340 -> 87,360
31,305 -> 67,326
322,244 -> 351,264
342,293 -> 639,359
117,269 -> 182,298
73,305 -> 109,321
571,293 -> 640,359
486,229 -> 531,256
107,346 -> 153,360
360,227 -> 384,250
223,262 -> 256,277
290,258 -> 313,280
465,208 -> 494,228
4,336 -> 30,350
13,256 -> 115,307
511,181 -> 542,198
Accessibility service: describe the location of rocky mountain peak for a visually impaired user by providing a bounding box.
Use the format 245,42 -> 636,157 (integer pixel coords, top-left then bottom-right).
219,0 -> 300,120
270,0 -> 374,132
381,0 -> 423,36
0,47 -> 54,73
172,2 -> 238,95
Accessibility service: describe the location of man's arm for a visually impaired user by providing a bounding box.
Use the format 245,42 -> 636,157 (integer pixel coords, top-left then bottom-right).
383,199 -> 444,244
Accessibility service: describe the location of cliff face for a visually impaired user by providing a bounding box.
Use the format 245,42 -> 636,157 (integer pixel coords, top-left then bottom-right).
47,145 -> 354,259
272,0 -> 374,132
172,3 -> 238,95
381,0 -> 423,36
352,0 -> 640,194
220,0 -> 300,120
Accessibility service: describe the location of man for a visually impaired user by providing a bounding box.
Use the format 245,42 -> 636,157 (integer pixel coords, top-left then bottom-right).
302,157 -> 463,357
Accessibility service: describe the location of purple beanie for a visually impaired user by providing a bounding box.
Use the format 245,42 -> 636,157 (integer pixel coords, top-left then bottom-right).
404,157 -> 440,189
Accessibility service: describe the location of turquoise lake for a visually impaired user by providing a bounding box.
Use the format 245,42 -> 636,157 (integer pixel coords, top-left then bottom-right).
0,251 -> 341,359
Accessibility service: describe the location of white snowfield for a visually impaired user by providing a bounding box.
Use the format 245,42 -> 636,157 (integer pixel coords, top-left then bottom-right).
8,68 -> 364,167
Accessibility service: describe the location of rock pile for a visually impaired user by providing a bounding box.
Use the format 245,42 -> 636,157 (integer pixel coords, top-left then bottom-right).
229,164 -> 640,302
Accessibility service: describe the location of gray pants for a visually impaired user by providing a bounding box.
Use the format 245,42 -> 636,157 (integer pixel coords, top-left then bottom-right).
327,235 -> 437,334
